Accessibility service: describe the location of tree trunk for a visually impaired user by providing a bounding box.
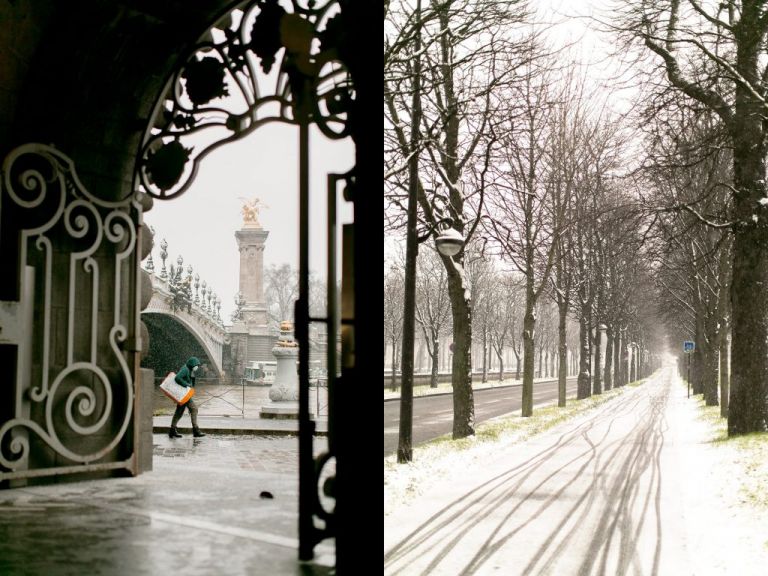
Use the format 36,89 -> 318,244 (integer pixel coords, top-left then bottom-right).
430,332 -> 439,388
702,333 -> 719,406
497,349 -> 504,382
513,347 -> 521,380
577,314 -> 591,399
728,89 -> 768,434
390,338 -> 399,391
717,238 -> 731,418
488,344 -> 494,376
522,303 -> 536,417
604,326 -> 613,391
692,321 -> 704,395
550,348 -> 555,378
614,330 -> 622,387
558,302 -> 568,406
720,328 -> 730,418
445,257 -> 475,439
537,344 -> 543,379
593,325 -> 602,395
481,330 -> 488,383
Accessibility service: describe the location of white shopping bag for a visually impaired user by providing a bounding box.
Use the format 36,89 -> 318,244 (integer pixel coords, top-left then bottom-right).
159,371 -> 195,405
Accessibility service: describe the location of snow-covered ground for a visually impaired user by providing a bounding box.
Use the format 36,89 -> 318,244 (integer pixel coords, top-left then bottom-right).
384,368 -> 768,575
671,385 -> 768,575
384,380 -> 638,517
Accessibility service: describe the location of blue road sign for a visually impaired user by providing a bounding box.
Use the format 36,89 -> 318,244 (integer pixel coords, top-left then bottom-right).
683,340 -> 695,353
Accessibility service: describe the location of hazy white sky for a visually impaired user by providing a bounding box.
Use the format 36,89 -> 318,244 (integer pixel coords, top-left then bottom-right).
144,123 -> 354,322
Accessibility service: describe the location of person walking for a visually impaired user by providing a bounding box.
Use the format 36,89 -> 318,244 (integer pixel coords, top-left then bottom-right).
169,356 -> 206,438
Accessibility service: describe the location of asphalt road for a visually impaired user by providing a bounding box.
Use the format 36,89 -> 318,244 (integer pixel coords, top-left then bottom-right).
384,377 -> 578,455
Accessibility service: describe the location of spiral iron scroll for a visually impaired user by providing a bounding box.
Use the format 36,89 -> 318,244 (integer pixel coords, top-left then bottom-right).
0,144 -> 138,473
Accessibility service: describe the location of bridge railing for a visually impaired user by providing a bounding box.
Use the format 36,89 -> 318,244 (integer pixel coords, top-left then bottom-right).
142,234 -> 225,327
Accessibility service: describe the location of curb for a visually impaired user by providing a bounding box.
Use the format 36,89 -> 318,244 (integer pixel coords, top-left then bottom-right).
383,382 -> 523,403
383,377 -> 577,403
153,425 -> 328,437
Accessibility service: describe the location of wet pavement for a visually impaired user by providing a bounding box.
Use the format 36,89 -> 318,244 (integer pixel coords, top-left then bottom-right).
0,434 -> 335,575
154,382 -> 329,419
153,382 -> 329,436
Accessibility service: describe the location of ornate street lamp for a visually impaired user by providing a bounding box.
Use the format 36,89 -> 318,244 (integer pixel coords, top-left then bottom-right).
435,226 -> 464,257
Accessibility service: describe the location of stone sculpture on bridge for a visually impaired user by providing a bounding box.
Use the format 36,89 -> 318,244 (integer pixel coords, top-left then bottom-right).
240,197 -> 267,228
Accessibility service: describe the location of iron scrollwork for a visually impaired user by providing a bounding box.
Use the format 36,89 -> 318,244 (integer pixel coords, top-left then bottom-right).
0,144 -> 139,479
135,0 -> 353,199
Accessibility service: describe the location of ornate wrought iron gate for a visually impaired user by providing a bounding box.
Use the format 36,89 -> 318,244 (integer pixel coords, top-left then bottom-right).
0,144 -> 142,484
134,0 -> 352,560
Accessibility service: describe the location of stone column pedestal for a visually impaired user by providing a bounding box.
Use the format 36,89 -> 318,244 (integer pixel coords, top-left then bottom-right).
260,321 -> 314,419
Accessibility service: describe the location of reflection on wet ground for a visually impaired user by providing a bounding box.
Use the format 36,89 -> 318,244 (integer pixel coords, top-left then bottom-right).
0,434 -> 335,575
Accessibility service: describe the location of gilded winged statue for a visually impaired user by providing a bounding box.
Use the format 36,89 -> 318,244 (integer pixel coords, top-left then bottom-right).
239,197 -> 267,226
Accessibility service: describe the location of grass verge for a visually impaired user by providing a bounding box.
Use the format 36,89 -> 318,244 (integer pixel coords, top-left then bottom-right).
689,392 -> 768,510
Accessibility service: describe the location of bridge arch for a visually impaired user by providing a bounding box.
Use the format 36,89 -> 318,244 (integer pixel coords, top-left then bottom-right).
141,272 -> 228,380
141,312 -> 223,383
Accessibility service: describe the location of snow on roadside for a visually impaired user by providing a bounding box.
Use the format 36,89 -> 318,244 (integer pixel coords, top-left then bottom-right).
385,370 -> 768,573
384,382 -> 640,517
671,378 -> 768,575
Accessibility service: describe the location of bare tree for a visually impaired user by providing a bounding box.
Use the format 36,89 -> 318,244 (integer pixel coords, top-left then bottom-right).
544,65 -> 595,404
415,247 -> 453,388
489,273 -> 525,381
642,114 -> 733,407
484,50 -> 566,416
384,264 -> 405,391
265,264 -> 298,326
612,0 -> 768,434
385,0 -> 529,438
534,301 -> 558,379
468,253 -> 495,383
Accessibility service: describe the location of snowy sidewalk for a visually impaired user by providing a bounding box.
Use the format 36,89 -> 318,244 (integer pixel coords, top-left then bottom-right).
384,368 -> 768,575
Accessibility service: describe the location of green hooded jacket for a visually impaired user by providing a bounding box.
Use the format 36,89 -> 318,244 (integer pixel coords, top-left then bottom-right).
175,356 -> 201,387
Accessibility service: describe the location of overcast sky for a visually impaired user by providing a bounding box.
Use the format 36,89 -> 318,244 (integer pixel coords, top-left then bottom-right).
143,123 -> 354,322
